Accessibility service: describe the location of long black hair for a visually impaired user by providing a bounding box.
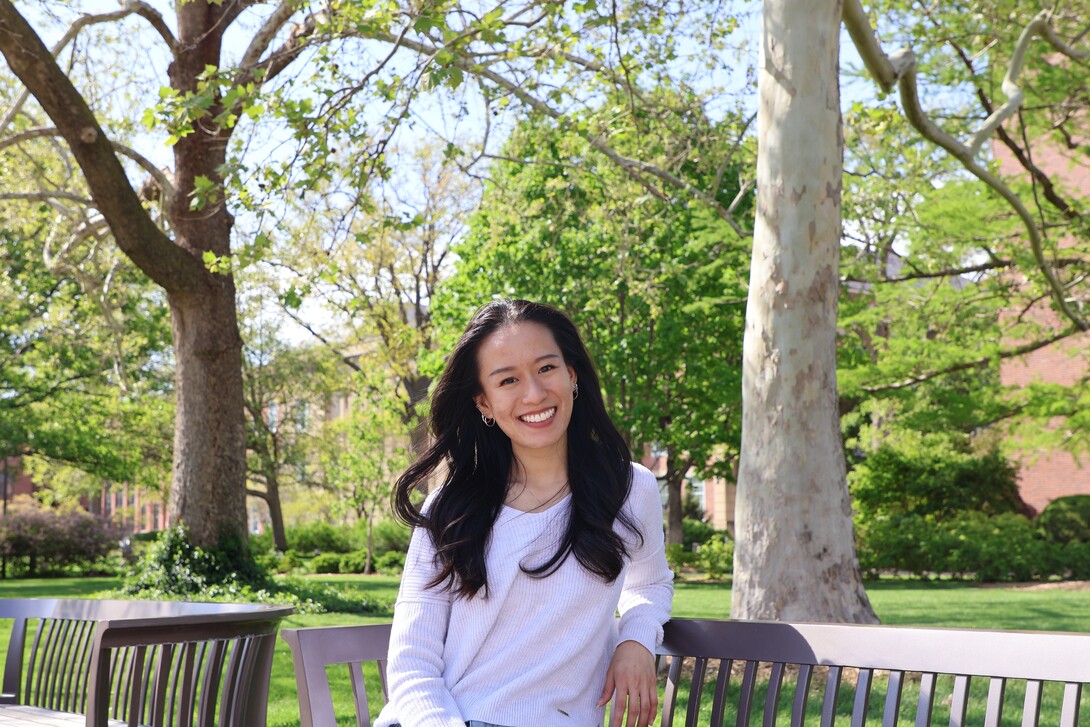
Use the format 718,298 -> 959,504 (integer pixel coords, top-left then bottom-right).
393,298 -> 641,598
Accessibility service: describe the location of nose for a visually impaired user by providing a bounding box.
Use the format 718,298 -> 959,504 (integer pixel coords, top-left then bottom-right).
522,376 -> 547,403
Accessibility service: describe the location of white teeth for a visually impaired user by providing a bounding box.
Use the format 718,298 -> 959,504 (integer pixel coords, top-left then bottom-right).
520,408 -> 556,424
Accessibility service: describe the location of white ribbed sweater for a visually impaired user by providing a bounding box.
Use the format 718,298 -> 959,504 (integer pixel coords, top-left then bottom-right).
374,463 -> 673,727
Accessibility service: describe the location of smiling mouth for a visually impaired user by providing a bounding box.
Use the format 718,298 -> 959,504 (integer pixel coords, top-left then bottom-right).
519,407 -> 556,424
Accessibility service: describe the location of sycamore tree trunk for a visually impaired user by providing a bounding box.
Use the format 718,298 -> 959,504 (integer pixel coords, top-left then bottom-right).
0,0 -> 250,551
731,0 -> 877,623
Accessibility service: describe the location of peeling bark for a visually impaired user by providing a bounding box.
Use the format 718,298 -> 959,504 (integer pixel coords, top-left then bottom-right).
732,0 -> 877,623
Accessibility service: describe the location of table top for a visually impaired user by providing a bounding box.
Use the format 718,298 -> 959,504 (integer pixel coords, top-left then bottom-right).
0,706 -> 122,726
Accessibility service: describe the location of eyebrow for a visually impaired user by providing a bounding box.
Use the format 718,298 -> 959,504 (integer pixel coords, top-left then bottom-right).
488,353 -> 562,378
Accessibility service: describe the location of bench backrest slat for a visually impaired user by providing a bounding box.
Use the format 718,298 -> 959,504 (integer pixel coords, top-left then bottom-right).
884,669 -> 905,727
349,662 -> 371,727
916,672 -> 937,727
661,651 -> 683,727
851,667 -> 873,727
1060,682 -> 1081,727
764,662 -> 785,727
792,663 -> 814,727
984,677 -> 1004,727
710,659 -> 732,726
736,659 -> 758,727
821,664 -> 842,727
949,674 -> 970,727
68,620 -> 95,713
1022,679 -> 1042,727
687,657 -> 707,727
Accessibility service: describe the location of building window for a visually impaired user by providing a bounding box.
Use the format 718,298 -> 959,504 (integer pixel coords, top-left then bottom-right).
267,400 -> 280,432
686,475 -> 706,513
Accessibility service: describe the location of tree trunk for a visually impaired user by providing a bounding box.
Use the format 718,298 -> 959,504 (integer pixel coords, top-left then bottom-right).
264,481 -> 289,552
158,1 -> 249,551
731,0 -> 877,623
248,473 -> 289,552
403,374 -> 432,459
365,503 -> 376,574
664,464 -> 687,546
167,287 -> 248,549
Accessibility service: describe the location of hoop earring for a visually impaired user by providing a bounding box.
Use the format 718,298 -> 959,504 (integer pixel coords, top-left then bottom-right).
572,383 -> 579,400
481,412 -> 496,427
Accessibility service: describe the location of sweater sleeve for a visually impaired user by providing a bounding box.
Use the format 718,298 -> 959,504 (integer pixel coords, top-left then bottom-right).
384,520 -> 466,727
616,464 -> 675,655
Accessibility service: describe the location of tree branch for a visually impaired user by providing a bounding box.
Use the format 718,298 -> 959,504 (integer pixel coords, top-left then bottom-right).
239,10 -> 324,87
843,0 -> 1089,332
0,127 -> 176,207
0,191 -> 92,205
0,0 -> 200,292
239,1 -> 298,72
370,32 -> 752,238
124,0 -> 178,55
861,325 -> 1082,393
844,259 -> 1015,283
0,5 -> 138,136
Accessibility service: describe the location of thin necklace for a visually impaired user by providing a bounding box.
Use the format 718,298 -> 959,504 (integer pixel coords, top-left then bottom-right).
508,480 -> 570,513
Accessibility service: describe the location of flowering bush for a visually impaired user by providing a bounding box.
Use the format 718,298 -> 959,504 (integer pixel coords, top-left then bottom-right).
0,497 -> 119,576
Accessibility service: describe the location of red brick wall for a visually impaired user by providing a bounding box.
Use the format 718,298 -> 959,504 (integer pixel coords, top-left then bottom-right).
995,134 -> 1090,514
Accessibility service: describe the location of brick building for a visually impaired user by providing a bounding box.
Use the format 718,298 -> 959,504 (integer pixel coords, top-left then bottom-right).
999,316 -> 1089,514
996,138 -> 1089,514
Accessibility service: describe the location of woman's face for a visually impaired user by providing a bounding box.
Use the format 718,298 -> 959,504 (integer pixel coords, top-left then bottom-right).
473,321 -> 577,463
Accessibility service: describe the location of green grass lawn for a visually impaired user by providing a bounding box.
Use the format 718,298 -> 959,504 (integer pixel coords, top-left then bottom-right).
6,574 -> 1090,725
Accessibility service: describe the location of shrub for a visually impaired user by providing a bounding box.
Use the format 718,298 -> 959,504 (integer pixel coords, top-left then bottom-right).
310,552 -> 342,574
279,550 -> 304,572
850,431 -> 1024,522
116,524 -> 384,615
1037,495 -> 1090,544
942,512 -> 1055,582
855,513 -> 938,578
254,553 -> 282,573
664,543 -> 693,575
286,521 -> 352,554
374,551 -> 405,575
120,524 -> 270,598
340,550 -> 371,574
1058,541 -> 1090,580
682,492 -> 705,521
856,511 -> 1062,582
371,519 -> 411,554
682,519 -> 717,550
0,498 -> 119,576
695,535 -> 733,580
248,530 -> 274,555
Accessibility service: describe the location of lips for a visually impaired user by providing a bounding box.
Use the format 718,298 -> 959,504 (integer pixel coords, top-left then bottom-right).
519,407 -> 557,424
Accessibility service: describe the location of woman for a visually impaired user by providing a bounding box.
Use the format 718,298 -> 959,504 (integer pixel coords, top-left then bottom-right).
375,299 -> 673,727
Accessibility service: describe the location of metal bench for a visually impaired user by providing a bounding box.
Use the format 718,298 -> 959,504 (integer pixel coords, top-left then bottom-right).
0,598 -> 293,727
282,617 -> 1090,726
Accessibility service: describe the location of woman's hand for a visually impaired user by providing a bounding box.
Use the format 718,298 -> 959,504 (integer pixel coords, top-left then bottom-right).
597,639 -> 658,727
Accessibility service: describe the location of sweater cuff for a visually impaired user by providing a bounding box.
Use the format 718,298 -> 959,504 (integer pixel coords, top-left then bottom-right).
618,618 -> 663,656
